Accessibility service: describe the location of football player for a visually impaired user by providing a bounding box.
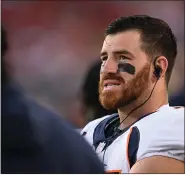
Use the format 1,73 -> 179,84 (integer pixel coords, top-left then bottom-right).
81,15 -> 184,173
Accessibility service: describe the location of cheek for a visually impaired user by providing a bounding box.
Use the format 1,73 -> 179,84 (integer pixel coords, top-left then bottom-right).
150,68 -> 156,82
99,75 -> 103,87
119,72 -> 134,82
99,74 -> 103,81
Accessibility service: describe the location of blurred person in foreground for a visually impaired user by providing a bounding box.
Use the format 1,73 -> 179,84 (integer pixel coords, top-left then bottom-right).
80,61 -> 116,123
1,26 -> 104,174
81,15 -> 184,173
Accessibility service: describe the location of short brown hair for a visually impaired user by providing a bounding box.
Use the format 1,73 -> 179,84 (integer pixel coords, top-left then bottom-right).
105,15 -> 177,85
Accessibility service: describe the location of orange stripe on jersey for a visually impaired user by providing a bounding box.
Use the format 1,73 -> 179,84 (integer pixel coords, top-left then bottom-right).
106,170 -> 121,174
126,127 -> 133,170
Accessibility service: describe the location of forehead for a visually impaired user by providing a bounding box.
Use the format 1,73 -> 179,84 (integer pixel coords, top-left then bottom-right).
101,30 -> 142,56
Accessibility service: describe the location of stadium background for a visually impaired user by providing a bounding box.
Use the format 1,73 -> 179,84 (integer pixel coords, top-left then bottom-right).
2,1 -> 184,128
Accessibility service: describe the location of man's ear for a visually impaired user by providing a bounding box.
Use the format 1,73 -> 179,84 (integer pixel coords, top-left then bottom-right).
155,56 -> 168,77
151,56 -> 168,82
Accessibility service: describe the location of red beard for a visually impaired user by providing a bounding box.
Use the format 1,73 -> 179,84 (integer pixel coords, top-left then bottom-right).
99,62 -> 151,109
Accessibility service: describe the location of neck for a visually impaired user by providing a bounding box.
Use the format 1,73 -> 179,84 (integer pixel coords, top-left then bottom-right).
118,83 -> 168,130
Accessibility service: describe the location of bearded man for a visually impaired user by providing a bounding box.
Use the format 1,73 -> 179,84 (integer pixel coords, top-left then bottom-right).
81,15 -> 184,173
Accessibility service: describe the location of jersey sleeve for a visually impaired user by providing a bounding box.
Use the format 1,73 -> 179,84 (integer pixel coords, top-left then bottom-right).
137,108 -> 184,162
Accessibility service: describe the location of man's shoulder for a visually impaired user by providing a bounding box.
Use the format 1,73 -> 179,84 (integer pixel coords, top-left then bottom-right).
169,105 -> 184,115
161,105 -> 184,116
136,105 -> 184,163
81,113 -> 119,134
82,115 -> 111,132
135,104 -> 184,128
153,105 -> 184,127
134,105 -> 184,141
81,114 -> 116,145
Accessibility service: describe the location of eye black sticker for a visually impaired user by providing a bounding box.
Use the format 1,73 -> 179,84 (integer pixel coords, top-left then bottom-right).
117,63 -> 135,75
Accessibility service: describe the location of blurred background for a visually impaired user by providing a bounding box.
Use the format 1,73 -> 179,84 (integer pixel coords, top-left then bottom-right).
2,1 -> 184,128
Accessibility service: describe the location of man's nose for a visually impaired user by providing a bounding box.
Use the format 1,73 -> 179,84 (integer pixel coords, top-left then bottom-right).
101,58 -> 118,74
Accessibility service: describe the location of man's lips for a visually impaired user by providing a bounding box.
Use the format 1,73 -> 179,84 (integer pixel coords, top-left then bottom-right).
103,79 -> 121,87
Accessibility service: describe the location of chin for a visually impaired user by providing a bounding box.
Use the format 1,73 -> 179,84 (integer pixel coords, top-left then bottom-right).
100,91 -> 137,110
100,93 -> 122,110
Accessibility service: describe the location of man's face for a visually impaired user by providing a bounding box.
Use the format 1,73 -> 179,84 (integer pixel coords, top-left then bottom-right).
99,30 -> 152,109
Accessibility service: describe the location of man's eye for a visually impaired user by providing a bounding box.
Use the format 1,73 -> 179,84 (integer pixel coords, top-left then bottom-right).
101,57 -> 107,62
119,55 -> 129,60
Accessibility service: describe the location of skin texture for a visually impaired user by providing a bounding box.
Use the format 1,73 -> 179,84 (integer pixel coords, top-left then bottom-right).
129,156 -> 185,173
99,30 -> 184,173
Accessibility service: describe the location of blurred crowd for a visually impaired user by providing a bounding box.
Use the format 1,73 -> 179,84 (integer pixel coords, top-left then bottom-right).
2,1 -> 184,128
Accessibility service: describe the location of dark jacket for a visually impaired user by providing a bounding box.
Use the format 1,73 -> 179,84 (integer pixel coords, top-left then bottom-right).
1,83 -> 104,174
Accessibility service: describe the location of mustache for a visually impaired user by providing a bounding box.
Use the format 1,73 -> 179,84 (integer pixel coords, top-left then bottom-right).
101,73 -> 124,82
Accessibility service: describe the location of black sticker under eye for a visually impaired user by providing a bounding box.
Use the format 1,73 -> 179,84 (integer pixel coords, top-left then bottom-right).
117,63 -> 135,75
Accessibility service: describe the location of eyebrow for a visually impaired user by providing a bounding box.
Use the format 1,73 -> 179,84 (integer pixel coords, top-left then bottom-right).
100,50 -> 135,58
